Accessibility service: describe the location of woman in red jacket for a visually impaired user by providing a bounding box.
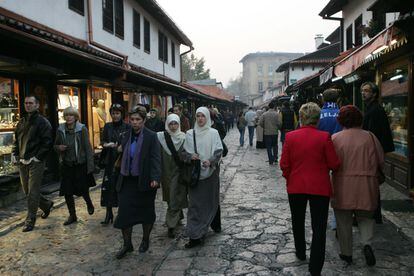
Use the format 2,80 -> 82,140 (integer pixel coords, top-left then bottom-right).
280,102 -> 340,276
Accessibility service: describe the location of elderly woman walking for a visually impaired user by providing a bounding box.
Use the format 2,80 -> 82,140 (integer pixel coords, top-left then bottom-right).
157,114 -> 187,238
181,107 -> 223,248
280,102 -> 340,276
114,105 -> 161,259
55,107 -> 95,226
332,105 -> 384,266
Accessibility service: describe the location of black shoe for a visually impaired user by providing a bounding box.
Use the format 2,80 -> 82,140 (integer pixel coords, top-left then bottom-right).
116,244 -> 133,259
87,204 -> 95,215
295,252 -> 306,261
101,213 -> 114,225
212,227 -> 222,233
41,201 -> 54,219
184,238 -> 203,249
138,239 -> 149,253
22,224 -> 34,232
363,245 -> 376,266
339,254 -> 353,264
168,228 -> 175,238
63,215 -> 77,226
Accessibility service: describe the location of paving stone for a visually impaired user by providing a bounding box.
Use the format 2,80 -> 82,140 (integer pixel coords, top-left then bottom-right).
248,244 -> 278,254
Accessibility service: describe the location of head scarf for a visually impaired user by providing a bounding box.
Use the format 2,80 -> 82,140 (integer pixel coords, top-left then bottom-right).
194,107 -> 212,136
184,107 -> 223,180
157,114 -> 185,155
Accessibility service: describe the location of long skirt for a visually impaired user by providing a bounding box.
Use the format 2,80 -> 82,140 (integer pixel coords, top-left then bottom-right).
114,176 -> 157,229
186,168 -> 220,239
59,163 -> 94,196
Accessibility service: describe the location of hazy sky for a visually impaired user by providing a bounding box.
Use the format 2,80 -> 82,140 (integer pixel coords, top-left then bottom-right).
156,0 -> 340,86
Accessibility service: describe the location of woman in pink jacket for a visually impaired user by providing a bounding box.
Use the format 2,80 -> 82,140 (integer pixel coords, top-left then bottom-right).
332,105 -> 384,266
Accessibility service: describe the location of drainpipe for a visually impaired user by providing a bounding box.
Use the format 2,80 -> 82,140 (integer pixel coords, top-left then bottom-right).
180,45 -> 194,83
322,15 -> 344,52
86,0 -> 129,69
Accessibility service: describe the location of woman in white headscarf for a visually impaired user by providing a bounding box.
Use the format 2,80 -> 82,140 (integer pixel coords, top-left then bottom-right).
181,107 -> 223,248
157,114 -> 187,238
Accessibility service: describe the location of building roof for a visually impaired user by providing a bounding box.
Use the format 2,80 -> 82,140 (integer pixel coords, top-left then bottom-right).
276,42 -> 341,72
319,0 -> 348,17
185,83 -> 234,102
326,27 -> 341,43
239,52 -> 304,63
138,0 -> 193,47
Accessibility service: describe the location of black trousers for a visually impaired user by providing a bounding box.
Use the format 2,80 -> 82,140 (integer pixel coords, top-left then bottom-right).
288,194 -> 329,275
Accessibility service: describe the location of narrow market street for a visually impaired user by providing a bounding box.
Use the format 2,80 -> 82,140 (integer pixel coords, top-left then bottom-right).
1,129 -> 414,275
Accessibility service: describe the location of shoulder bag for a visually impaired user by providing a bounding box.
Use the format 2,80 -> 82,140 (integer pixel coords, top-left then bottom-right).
190,129 -> 201,187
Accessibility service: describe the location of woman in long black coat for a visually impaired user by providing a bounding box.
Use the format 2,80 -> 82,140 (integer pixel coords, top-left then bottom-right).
100,104 -> 130,225
114,105 -> 161,259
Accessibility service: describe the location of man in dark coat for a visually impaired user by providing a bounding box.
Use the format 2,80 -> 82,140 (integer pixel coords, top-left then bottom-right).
361,82 -> 395,153
13,95 -> 54,232
361,81 -> 395,224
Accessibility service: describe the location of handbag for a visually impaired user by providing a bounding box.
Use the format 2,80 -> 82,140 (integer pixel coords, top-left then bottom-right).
368,132 -> 386,184
190,129 -> 201,187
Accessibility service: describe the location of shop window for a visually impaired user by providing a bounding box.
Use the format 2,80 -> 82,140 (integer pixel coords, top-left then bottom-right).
102,0 -> 114,33
69,0 -> 84,15
144,18 -> 150,53
114,0 -> 124,38
171,41 -> 176,67
0,78 -> 19,176
381,64 -> 409,158
257,65 -> 263,76
133,9 -> 140,48
158,31 -> 168,63
57,86 -> 80,124
346,24 -> 353,50
354,15 -> 363,46
91,87 -> 112,150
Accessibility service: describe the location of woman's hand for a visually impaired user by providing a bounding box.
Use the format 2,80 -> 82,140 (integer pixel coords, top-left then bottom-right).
56,145 -> 67,152
117,145 -> 123,153
150,181 -> 159,188
191,153 -> 200,160
202,160 -> 211,168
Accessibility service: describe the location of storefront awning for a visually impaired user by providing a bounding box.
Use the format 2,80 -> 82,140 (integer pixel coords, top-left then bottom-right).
333,24 -> 404,78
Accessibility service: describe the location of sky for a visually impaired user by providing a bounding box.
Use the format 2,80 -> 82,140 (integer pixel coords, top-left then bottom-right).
156,0 -> 340,86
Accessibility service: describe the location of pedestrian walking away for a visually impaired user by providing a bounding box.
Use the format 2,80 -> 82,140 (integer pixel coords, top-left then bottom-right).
236,111 -> 247,147
157,114 -> 188,238
332,105 -> 384,266
280,102 -> 341,276
55,107 -> 96,226
280,101 -> 297,145
12,95 -> 54,232
317,88 -> 343,232
99,103 -> 131,225
244,107 -> 256,147
259,101 -> 281,164
114,105 -> 161,259
255,108 -> 266,149
181,107 -> 223,249
361,82 -> 395,224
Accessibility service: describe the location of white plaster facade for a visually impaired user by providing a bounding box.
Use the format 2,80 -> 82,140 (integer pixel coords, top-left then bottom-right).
0,0 -> 184,81
288,65 -> 324,85
342,0 -> 399,51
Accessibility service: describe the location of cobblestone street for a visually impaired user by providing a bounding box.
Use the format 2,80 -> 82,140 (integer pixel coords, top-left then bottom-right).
1,129 -> 414,275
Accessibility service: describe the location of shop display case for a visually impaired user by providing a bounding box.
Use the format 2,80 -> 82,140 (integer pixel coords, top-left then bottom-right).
0,131 -> 17,176
0,78 -> 19,176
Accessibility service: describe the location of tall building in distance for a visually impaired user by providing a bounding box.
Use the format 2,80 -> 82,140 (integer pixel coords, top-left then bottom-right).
239,52 -> 303,104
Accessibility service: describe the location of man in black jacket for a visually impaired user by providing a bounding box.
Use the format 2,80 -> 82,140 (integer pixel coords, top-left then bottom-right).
13,95 -> 54,232
361,82 -> 395,224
